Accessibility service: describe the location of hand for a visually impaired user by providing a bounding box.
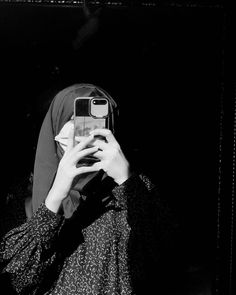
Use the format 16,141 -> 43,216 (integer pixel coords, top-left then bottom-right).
45,128 -> 100,213
89,129 -> 131,185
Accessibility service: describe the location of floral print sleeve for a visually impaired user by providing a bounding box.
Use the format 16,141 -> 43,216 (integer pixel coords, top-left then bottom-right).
0,174 -> 178,295
112,173 -> 155,209
112,173 -> 178,293
0,203 -> 64,294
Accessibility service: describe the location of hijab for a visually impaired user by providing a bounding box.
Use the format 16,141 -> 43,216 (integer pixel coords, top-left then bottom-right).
32,83 -> 118,218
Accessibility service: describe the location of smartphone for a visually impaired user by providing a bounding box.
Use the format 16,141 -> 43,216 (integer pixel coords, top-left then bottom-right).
74,96 -> 109,139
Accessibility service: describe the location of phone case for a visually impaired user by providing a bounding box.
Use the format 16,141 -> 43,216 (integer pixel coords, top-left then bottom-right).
74,97 -> 109,138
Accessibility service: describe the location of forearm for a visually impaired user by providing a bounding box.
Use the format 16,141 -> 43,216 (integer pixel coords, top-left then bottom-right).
0,203 -> 64,293
45,187 -> 66,214
1,203 -> 63,269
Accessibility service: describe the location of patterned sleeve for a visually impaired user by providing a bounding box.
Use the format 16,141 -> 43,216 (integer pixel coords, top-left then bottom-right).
112,173 -> 179,290
112,173 -> 156,209
112,173 -> 178,244
0,203 -> 64,294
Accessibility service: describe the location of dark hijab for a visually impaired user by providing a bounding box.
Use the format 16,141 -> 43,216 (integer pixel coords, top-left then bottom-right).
32,83 -> 117,218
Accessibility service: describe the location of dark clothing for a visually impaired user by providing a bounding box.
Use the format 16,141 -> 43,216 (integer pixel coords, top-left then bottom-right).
0,174 -> 176,295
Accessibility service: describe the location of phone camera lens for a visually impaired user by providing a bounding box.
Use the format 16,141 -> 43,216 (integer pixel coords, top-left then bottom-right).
93,99 -> 107,105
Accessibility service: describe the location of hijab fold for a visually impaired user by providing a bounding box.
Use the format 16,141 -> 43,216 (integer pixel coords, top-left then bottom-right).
32,84 -> 117,218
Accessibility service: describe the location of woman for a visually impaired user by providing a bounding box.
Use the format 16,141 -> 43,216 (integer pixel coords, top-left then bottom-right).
0,83 -> 177,295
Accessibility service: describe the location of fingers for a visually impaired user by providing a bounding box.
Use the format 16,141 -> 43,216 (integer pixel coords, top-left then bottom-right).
93,150 -> 104,159
74,136 -> 87,143
73,134 -> 95,154
75,136 -> 109,151
76,146 -> 99,161
92,139 -> 108,151
76,162 -> 102,175
90,129 -> 118,146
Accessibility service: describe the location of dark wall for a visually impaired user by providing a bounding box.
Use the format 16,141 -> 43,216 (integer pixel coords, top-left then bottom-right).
0,3 -> 225,294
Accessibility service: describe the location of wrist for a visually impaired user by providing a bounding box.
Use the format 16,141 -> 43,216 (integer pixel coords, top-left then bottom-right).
115,177 -> 128,185
114,168 -> 132,185
45,188 -> 65,213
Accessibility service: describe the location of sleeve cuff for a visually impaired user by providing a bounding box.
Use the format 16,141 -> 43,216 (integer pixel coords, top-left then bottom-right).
30,203 -> 64,243
112,173 -> 156,209
112,173 -> 141,209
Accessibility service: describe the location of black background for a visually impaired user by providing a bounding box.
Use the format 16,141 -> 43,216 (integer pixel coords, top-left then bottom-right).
0,2 -> 226,294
